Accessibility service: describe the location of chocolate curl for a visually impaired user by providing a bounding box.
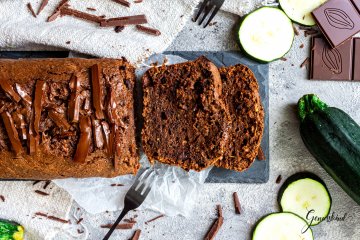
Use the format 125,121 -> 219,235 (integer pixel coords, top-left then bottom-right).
0,73 -> 21,102
92,118 -> 104,149
15,84 -> 32,106
91,64 -> 105,119
68,74 -> 81,123
48,109 -> 71,131
106,87 -> 117,124
33,80 -> 46,135
101,121 -> 112,157
73,115 -> 92,163
12,112 -> 27,141
1,111 -> 23,155
27,117 -> 39,155
113,124 -> 121,171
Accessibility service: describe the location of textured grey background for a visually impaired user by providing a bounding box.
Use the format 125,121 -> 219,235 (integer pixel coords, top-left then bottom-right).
1,8 -> 360,240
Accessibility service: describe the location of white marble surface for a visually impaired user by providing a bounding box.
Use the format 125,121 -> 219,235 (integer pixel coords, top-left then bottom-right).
2,7 -> 360,240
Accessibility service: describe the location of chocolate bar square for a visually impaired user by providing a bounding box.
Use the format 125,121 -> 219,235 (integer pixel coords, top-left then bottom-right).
352,0 -> 360,12
312,0 -> 360,48
310,37 -> 353,80
353,38 -> 360,81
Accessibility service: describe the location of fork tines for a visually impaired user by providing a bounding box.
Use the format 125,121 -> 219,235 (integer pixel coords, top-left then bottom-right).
132,168 -> 156,195
193,0 -> 225,28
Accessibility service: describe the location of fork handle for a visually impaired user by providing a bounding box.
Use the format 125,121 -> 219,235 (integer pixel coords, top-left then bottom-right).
102,208 -> 128,240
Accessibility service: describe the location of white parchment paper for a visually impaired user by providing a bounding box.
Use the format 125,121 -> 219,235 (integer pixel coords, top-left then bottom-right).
53,54 -> 211,217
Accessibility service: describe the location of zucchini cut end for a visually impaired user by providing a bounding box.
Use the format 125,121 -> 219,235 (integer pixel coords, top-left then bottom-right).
298,94 -> 328,122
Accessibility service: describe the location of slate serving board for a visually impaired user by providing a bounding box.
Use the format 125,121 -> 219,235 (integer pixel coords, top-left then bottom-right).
165,51 -> 269,183
0,51 -> 269,183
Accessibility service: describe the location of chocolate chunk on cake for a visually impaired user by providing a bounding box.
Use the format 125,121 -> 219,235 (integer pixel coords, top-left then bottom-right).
0,58 -> 139,179
142,56 -> 230,171
216,65 -> 264,171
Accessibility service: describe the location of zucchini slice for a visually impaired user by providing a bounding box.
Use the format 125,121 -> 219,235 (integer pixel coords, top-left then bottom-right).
279,0 -> 327,26
252,212 -> 313,240
279,173 -> 331,226
238,7 -> 294,63
0,219 -> 24,240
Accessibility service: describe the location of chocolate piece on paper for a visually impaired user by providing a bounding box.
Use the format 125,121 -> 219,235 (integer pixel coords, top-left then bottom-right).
352,0 -> 360,12
310,37 -> 353,80
312,0 -> 360,48
100,15 -> 147,27
353,38 -> 360,80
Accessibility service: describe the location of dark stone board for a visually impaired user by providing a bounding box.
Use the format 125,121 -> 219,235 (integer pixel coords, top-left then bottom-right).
165,51 -> 269,183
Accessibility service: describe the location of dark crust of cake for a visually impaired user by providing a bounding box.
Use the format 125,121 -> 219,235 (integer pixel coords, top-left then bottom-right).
215,64 -> 264,171
141,56 -> 230,171
0,58 -> 139,179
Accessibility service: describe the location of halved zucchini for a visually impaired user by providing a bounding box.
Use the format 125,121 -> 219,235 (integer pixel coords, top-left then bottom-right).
252,212 -> 313,240
238,7 -> 294,63
278,172 -> 331,226
279,0 -> 327,26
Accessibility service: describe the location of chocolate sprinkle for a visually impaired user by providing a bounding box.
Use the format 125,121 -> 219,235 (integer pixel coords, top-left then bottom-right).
47,0 -> 69,22
0,73 -> 21,102
111,0 -> 131,7
100,15 -> 147,27
145,214 -> 165,224
131,229 -> 141,240
91,64 -> 105,119
35,212 -> 70,223
43,180 -> 51,189
100,223 -> 135,229
73,116 -> 92,163
114,26 -> 125,33
33,180 -> 41,186
61,7 -> 104,23
37,0 -> 49,15
0,195 -> 5,202
217,204 -> 222,218
77,218 -> 83,224
276,175 -> 282,184
34,190 -> 49,196
1,112 -> 23,155
136,25 -> 161,36
134,0 -> 143,3
86,7 -> 97,11
300,43 -> 304,49
27,3 -> 37,18
293,25 -> 299,36
233,192 -> 241,214
110,183 -> 124,186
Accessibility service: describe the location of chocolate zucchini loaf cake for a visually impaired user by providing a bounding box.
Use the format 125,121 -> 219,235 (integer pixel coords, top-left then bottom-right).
142,56 -> 230,171
0,58 -> 139,179
216,64 -> 264,171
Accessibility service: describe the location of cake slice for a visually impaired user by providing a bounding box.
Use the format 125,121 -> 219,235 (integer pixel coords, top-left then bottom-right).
215,64 -> 264,171
142,56 -> 230,171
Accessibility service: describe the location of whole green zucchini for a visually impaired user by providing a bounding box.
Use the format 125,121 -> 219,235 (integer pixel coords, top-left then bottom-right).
298,94 -> 360,205
0,219 -> 24,240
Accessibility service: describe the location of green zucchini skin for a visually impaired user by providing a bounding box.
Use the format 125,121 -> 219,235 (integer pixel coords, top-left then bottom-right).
298,94 -> 360,205
0,219 -> 24,240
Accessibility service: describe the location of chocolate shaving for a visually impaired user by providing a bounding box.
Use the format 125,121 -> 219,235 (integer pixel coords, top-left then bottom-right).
276,175 -> 282,184
300,57 -> 310,69
0,73 -> 21,102
0,195 -> 5,202
136,25 -> 161,36
204,207 -> 224,240
77,218 -> 83,224
300,43 -> 304,49
257,147 -> 265,160
111,0 -> 130,7
217,205 -> 222,218
37,0 -> 49,15
43,180 -> 51,189
293,25 -> 299,36
92,118 -> 104,149
27,3 -> 37,18
233,192 -> 241,214
145,214 -> 165,224
35,212 -> 48,217
66,41 -> 71,44
100,15 -> 147,27
101,121 -> 112,157
77,229 -> 84,234
68,74 -> 81,123
110,183 -> 124,186
61,7 -> 104,23
91,64 -> 105,119
100,223 -> 135,229
33,180 -> 41,185
47,215 -> 69,224
33,80 -> 46,135
34,190 -> 49,196
47,0 -> 69,22
106,88 -> 117,124
280,57 -> 287,61
73,116 -> 92,163
48,109 -> 71,130
123,218 -> 136,224
15,84 -> 32,106
114,26 -> 125,33
1,111 -> 23,155
86,7 -> 96,11
13,112 -> 27,141
131,229 -> 141,240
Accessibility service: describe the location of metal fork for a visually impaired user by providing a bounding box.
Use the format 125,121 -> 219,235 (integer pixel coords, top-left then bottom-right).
193,0 -> 225,28
102,168 -> 156,240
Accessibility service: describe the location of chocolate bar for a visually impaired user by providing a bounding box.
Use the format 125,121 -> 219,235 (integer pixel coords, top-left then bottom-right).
310,37 -> 360,81
312,0 -> 360,48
